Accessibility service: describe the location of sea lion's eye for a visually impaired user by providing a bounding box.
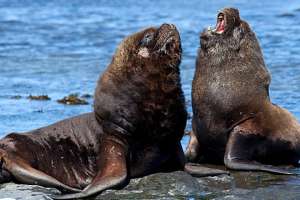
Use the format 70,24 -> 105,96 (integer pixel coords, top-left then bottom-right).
218,14 -> 224,21
140,32 -> 154,46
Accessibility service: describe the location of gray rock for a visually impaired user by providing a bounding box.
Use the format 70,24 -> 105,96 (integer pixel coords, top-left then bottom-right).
0,170 -> 300,200
0,183 -> 59,200
99,171 -> 203,199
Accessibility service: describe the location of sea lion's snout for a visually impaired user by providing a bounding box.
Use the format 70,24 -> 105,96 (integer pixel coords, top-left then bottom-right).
159,23 -> 177,31
155,23 -> 181,56
136,23 -> 181,66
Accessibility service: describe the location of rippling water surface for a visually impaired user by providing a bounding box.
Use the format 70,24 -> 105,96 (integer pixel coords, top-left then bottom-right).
0,0 -> 299,199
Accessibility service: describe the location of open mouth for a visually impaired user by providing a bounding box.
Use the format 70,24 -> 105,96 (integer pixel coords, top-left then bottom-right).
215,13 -> 225,34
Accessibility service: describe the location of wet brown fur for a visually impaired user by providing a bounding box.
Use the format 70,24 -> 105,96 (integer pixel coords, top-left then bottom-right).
0,24 -> 187,193
187,8 -> 300,165
94,24 -> 187,178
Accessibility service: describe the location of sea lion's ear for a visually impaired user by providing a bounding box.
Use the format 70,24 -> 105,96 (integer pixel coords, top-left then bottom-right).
233,26 -> 244,40
233,21 -> 251,40
233,16 -> 241,27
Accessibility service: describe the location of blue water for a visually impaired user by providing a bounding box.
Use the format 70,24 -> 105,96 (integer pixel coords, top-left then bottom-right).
0,1 -> 300,199
0,0 -> 299,147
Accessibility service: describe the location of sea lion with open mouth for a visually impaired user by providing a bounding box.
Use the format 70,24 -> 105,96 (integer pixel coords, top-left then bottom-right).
186,8 -> 300,174
0,24 -> 189,199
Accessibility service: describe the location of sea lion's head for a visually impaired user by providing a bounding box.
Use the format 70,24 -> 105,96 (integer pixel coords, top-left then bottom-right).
95,24 -> 185,136
214,8 -> 241,35
200,8 -> 251,52
111,23 -> 182,72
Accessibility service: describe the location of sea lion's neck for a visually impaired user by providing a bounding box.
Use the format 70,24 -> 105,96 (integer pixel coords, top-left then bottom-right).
94,60 -> 185,141
110,58 -> 182,94
193,31 -> 272,128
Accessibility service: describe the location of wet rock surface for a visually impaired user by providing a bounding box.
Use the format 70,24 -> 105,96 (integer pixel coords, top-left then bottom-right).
1,170 -> 300,200
0,1 -> 299,200
0,183 -> 59,200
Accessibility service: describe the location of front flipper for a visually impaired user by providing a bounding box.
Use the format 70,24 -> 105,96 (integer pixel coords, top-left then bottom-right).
53,136 -> 128,199
185,131 -> 200,162
224,126 -> 295,175
224,157 -> 294,175
184,163 -> 230,177
0,150 -> 81,193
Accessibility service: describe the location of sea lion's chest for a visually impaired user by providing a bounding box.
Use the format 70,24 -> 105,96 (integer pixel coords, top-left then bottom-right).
195,67 -> 247,112
193,61 -> 263,133
139,91 -> 186,142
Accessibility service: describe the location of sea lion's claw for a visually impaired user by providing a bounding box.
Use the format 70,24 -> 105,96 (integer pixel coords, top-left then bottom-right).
184,163 -> 230,177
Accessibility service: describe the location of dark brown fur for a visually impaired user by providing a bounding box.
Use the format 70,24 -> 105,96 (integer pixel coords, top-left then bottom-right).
93,23 -> 187,178
186,8 -> 300,172
0,24 -> 187,199
0,113 -> 101,188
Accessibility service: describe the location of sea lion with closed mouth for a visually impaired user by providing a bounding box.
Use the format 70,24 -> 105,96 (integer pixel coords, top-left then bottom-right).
186,8 -> 300,174
0,23 -> 189,199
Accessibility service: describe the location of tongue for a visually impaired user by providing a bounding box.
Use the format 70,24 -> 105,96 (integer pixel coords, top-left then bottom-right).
216,20 -> 225,33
